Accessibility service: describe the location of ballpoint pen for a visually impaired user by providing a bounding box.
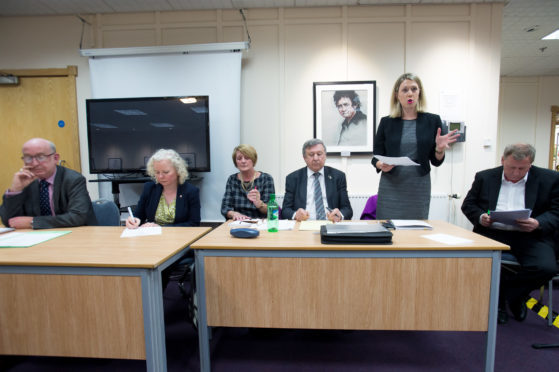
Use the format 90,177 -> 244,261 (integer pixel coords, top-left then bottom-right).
326,207 -> 341,220
127,207 -> 136,222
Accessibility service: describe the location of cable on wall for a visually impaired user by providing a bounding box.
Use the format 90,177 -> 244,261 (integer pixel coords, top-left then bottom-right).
238,9 -> 252,48
75,14 -> 91,50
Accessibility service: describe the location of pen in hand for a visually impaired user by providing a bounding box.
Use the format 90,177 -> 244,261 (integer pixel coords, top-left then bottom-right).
326,207 -> 341,221
128,206 -> 135,220
127,207 -> 139,228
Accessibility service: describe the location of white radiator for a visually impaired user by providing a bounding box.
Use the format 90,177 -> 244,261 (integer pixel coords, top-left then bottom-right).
275,194 -> 450,221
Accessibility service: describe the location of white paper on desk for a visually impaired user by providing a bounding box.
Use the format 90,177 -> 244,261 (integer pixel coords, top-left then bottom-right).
391,220 -> 433,230
422,233 -> 473,245
120,226 -> 162,238
228,219 -> 263,229
299,220 -> 331,231
374,155 -> 419,166
489,209 -> 531,225
0,231 -> 70,247
256,220 -> 296,231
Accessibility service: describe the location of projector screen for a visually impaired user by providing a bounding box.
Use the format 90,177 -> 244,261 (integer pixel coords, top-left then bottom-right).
87,48 -> 242,221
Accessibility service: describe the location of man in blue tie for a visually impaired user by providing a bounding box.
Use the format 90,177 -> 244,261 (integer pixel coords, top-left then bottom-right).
0,138 -> 96,229
281,138 -> 352,222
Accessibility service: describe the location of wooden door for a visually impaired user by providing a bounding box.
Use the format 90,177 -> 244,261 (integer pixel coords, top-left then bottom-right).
0,66 -> 80,193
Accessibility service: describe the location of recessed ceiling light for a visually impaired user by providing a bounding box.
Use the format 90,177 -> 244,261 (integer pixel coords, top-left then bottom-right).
542,29 -> 559,40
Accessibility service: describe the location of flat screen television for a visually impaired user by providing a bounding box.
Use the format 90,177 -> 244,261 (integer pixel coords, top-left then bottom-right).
86,96 -> 210,174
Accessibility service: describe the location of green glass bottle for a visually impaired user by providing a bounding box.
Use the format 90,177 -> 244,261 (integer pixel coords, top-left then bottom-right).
267,193 -> 279,232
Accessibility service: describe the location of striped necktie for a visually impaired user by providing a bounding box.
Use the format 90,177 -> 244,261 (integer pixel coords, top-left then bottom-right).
313,172 -> 326,220
39,180 -> 52,216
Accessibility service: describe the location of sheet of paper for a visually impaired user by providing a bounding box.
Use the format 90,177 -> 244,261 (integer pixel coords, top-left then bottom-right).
120,226 -> 162,238
489,209 -> 531,226
228,219 -> 263,229
0,227 -> 15,234
256,220 -> 296,231
0,231 -> 71,248
422,233 -> 473,245
374,155 -> 419,166
298,220 -> 332,231
390,220 -> 433,230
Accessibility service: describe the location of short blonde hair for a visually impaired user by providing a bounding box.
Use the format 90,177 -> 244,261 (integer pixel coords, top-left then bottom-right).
389,73 -> 426,118
146,149 -> 189,184
232,144 -> 258,167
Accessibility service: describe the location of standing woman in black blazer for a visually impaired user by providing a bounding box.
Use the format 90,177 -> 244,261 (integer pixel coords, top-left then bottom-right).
372,73 -> 459,219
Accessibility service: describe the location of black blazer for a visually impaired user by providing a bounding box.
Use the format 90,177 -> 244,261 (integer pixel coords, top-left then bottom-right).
281,166 -> 353,220
134,181 -> 201,227
372,112 -> 444,176
461,165 -> 559,240
0,165 -> 97,229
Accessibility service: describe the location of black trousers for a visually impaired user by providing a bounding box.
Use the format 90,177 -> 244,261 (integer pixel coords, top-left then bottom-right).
482,229 -> 557,304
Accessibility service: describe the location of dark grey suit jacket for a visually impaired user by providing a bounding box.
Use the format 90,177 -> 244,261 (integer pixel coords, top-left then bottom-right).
281,166 -> 353,220
0,165 -> 96,229
461,165 -> 559,242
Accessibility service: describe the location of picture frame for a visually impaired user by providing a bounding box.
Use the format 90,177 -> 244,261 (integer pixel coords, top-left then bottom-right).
313,80 -> 376,155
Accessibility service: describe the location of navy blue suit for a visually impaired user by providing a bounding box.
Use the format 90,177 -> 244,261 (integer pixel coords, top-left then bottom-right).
281,166 -> 352,220
134,181 -> 200,227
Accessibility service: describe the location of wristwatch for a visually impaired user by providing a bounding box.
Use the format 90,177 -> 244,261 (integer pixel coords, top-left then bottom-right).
30,218 -> 34,229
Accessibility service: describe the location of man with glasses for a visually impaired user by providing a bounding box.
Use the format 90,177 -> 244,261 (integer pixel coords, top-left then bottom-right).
0,138 -> 96,229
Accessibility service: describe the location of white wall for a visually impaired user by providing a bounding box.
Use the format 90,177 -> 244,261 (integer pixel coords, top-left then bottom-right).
0,4 -> 521,226
498,76 -> 559,169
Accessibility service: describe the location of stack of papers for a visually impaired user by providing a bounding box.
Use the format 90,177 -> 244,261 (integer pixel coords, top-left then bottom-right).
389,220 -> 433,230
489,209 -> 531,226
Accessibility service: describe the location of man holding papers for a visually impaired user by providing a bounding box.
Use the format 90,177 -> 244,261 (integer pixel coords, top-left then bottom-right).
0,138 -> 96,229
462,143 -> 559,324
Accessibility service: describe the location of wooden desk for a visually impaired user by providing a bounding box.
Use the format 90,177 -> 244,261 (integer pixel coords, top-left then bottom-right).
0,226 -> 210,371
191,220 -> 509,372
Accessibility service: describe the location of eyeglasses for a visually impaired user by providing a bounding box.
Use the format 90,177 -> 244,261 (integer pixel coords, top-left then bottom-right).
21,152 -> 55,164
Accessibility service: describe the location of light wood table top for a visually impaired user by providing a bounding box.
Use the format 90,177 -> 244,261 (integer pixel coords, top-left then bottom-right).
191,220 -> 509,251
0,226 -> 211,268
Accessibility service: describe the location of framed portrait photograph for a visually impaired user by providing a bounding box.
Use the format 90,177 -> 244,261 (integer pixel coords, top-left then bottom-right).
313,80 -> 376,155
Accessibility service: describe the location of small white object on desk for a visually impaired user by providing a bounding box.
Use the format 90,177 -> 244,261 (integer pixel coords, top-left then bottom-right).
390,220 -> 433,230
422,233 -> 473,245
120,226 -> 162,238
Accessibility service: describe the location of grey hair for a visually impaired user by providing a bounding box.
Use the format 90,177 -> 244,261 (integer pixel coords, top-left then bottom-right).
24,138 -> 56,153
503,143 -> 536,163
302,138 -> 326,155
46,140 -> 56,153
146,149 -> 189,184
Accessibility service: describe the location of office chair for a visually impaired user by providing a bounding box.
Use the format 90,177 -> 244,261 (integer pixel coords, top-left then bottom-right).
92,199 -> 121,226
360,194 -> 378,220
